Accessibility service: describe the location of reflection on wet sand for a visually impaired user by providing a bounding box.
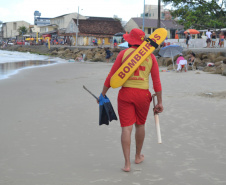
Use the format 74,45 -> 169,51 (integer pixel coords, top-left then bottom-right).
0,60 -> 57,79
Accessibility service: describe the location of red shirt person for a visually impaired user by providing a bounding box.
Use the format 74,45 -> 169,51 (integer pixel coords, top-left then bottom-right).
99,28 -> 163,172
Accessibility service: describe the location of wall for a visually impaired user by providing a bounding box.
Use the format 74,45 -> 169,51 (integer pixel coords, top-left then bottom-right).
2,21 -> 30,39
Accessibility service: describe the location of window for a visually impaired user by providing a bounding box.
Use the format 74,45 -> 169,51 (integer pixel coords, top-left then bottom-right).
148,28 -> 151,34
13,22 -> 17,30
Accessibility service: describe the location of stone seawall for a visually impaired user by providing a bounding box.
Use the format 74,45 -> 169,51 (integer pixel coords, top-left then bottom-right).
1,45 -> 226,76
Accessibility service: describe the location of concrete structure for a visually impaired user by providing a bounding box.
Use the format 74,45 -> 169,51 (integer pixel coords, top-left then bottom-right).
2,21 -> 30,39
34,17 -> 51,26
50,13 -> 86,30
142,5 -> 172,20
124,18 -> 183,39
39,24 -> 58,34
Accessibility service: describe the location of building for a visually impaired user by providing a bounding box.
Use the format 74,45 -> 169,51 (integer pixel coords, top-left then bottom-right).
60,17 -> 125,46
141,5 -> 172,20
1,21 -> 30,40
34,17 -> 51,26
34,11 -> 51,26
50,12 -> 86,30
124,18 -> 184,39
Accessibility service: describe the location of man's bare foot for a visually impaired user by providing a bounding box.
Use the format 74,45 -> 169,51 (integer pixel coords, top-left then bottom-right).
122,163 -> 131,172
135,154 -> 144,164
122,166 -> 130,172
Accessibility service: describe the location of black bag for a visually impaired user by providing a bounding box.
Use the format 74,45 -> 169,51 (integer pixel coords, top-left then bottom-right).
99,94 -> 118,125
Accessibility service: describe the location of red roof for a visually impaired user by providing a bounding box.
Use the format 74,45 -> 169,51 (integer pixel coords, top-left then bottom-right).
73,18 -> 125,36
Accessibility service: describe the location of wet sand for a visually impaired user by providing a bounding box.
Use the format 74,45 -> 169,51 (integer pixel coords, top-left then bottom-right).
0,61 -> 226,185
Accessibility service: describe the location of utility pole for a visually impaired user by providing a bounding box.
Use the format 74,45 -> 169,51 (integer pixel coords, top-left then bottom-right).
142,0 -> 145,32
76,6 -> 79,47
158,0 -> 161,28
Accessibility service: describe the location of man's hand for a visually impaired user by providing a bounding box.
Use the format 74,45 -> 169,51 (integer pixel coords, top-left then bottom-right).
154,103 -> 163,114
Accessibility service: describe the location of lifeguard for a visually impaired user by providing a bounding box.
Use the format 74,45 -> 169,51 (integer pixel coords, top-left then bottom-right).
98,28 -> 165,172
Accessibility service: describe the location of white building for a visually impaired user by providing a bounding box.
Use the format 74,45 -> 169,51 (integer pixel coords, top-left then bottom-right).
50,13 -> 86,30
2,21 -> 30,39
142,5 -> 172,20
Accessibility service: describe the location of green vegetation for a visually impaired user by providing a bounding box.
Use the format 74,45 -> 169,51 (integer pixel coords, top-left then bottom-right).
17,26 -> 28,36
162,0 -> 226,29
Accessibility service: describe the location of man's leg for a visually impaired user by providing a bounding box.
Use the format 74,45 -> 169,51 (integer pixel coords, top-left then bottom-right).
121,125 -> 133,172
135,124 -> 145,164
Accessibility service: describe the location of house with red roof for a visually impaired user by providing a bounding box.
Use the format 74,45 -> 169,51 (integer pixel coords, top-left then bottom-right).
60,17 -> 125,46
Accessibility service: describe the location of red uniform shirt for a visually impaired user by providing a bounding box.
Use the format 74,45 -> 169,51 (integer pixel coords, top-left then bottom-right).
104,46 -> 162,92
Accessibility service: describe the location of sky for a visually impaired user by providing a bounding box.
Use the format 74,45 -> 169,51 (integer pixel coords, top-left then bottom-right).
0,0 -> 160,24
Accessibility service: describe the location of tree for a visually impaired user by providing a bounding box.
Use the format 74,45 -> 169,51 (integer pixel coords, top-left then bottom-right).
17,26 -> 28,36
162,0 -> 226,29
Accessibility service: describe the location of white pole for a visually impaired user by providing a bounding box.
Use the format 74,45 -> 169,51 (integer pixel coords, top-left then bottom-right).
171,50 -> 174,69
142,0 -> 145,31
76,6 -> 79,47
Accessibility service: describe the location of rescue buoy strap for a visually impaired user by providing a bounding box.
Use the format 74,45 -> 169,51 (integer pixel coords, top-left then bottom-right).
146,38 -> 159,49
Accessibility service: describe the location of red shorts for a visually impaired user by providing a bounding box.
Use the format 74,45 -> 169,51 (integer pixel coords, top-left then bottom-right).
117,87 -> 152,127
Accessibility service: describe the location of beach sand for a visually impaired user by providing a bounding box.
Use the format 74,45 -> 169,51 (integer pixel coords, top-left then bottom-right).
0,61 -> 226,185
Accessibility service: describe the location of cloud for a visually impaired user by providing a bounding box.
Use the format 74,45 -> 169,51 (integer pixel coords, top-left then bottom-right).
1,0 -> 159,23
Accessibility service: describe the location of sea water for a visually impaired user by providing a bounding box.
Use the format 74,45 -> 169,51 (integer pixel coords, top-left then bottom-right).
0,50 -> 66,80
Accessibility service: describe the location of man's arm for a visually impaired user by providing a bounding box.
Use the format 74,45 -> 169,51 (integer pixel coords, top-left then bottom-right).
154,91 -> 163,114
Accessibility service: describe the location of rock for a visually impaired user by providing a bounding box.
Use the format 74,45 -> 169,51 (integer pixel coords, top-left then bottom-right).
73,49 -> 80,53
214,56 -> 226,63
167,64 -> 174,70
174,54 -> 179,61
85,51 -> 95,61
201,55 -> 208,60
214,65 -> 223,74
51,50 -> 58,55
112,48 -> 121,52
222,64 -> 226,76
193,58 -> 201,67
157,57 -> 165,66
185,50 -> 193,55
64,49 -> 71,54
203,66 -> 216,73
57,50 -> 66,55
216,52 -> 224,57
202,58 -> 211,65
223,59 -> 226,64
214,61 -> 222,67
207,53 -> 216,62
187,65 -> 193,70
165,58 -> 173,66
92,52 -> 105,62
58,47 -> 65,51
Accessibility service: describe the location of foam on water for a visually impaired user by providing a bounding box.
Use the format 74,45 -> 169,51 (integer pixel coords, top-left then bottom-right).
0,50 -> 67,80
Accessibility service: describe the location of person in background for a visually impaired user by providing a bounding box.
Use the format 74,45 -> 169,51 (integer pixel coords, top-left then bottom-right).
206,29 -> 212,48
186,32 -> 190,48
114,39 -> 117,48
176,53 -> 186,72
188,52 -> 196,69
102,38 -> 105,47
98,28 -> 163,172
219,31 -> 225,48
211,32 -> 217,47
75,54 -> 84,62
105,47 -> 112,63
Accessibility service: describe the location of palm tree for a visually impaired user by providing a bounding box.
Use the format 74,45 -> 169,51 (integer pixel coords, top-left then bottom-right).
17,26 -> 28,36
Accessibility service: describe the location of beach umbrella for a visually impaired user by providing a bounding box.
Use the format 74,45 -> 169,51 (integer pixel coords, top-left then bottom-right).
177,30 -> 185,34
114,32 -> 125,36
159,45 -> 183,69
184,29 -> 200,34
118,41 -> 129,48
